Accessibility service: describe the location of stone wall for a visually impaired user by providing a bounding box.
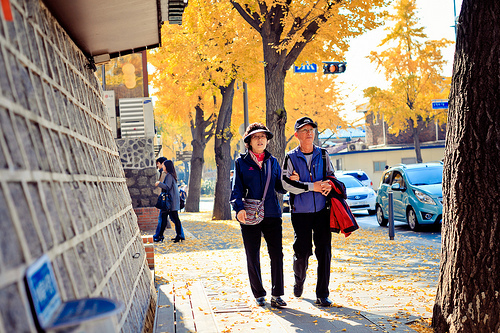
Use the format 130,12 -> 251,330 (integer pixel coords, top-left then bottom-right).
116,137 -> 155,169
125,168 -> 159,208
116,137 -> 158,208
0,1 -> 154,332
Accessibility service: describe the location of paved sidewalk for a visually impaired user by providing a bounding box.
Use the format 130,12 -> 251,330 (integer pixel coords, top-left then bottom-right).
149,212 -> 439,332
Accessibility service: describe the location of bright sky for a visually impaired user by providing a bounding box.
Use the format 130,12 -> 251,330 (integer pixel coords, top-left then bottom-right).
340,0 -> 463,123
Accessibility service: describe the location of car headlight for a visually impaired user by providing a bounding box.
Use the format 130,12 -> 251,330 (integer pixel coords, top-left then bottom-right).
367,191 -> 375,197
414,190 -> 436,205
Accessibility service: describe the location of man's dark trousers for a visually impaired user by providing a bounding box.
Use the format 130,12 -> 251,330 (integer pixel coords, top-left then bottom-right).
291,208 -> 331,298
241,217 -> 284,298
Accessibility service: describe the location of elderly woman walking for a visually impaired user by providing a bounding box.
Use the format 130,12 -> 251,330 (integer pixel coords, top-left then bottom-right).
230,123 -> 287,308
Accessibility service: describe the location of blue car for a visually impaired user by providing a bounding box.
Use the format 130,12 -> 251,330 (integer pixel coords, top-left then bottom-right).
375,163 -> 443,231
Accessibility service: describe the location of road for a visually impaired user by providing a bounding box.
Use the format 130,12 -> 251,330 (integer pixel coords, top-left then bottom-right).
350,210 -> 442,246
201,196 -> 442,247
199,196 -> 216,212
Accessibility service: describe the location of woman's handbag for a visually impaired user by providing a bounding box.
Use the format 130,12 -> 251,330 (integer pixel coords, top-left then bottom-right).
155,178 -> 172,212
241,160 -> 272,225
155,191 -> 172,212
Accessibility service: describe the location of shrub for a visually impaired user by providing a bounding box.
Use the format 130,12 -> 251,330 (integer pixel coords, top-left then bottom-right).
201,179 -> 215,196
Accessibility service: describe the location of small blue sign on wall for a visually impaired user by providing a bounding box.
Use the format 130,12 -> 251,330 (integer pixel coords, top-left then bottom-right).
294,63 -> 318,73
26,255 -> 62,328
26,255 -> 123,331
432,100 -> 449,109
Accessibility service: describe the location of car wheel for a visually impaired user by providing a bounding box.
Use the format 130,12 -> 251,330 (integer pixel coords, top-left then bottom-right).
376,205 -> 388,227
407,207 -> 420,231
368,209 -> 376,215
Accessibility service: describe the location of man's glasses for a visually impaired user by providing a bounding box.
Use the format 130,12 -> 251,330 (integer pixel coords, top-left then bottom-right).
297,128 -> 315,134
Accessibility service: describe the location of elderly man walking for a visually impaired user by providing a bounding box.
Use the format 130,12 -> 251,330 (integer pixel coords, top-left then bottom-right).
281,116 -> 335,307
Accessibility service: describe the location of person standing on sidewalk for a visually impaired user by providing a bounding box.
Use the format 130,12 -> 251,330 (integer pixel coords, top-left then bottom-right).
230,123 -> 287,308
281,116 -> 334,307
153,157 -> 170,242
155,160 -> 185,243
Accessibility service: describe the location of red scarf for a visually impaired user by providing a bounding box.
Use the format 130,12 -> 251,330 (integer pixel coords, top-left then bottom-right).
249,150 -> 265,169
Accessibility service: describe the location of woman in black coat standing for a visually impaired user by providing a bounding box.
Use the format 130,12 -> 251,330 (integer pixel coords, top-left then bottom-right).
155,160 -> 185,243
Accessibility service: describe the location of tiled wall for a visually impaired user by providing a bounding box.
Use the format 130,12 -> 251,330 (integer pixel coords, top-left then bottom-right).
0,1 -> 154,331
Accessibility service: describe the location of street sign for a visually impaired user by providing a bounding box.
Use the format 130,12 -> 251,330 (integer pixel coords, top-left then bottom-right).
294,63 -> 318,73
432,99 -> 448,109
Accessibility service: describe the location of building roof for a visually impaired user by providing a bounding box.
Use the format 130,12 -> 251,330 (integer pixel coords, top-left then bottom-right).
331,143 -> 446,156
43,0 -> 187,65
318,127 -> 366,140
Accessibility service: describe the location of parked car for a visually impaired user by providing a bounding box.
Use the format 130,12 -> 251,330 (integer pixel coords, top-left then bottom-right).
283,175 -> 376,214
337,170 -> 373,188
336,175 -> 377,215
375,163 -> 443,231
283,193 -> 290,213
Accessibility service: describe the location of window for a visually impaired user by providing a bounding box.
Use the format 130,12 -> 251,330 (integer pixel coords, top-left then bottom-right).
382,171 -> 392,184
401,157 -> 417,164
344,171 -> 368,181
391,171 -> 405,189
406,166 -> 443,185
335,158 -> 342,171
374,161 -> 387,172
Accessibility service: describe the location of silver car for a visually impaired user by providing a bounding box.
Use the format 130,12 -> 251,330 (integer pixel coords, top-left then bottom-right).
336,175 -> 377,215
337,170 -> 373,188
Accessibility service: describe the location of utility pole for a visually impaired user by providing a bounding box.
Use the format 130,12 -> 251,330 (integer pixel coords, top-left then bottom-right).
453,0 -> 457,38
243,82 -> 249,130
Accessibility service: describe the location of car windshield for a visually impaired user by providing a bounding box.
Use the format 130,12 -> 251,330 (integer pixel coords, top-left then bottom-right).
344,172 -> 368,181
338,176 -> 364,188
405,166 -> 443,185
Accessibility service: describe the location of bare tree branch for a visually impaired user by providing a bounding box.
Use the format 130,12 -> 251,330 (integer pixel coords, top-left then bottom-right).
230,1 -> 262,33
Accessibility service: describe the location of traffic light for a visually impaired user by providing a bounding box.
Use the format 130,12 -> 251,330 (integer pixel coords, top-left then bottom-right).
323,62 -> 346,74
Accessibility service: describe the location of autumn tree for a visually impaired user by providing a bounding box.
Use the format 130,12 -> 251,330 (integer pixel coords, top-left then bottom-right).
149,0 -> 261,216
432,1 -> 500,331
363,0 -> 452,163
230,0 -> 386,163
149,18 -> 218,212
284,72 -> 346,147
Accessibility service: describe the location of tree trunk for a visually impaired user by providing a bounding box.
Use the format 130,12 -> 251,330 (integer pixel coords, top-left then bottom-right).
213,79 -> 235,220
185,103 -> 214,212
409,118 -> 423,163
230,1 -> 319,165
262,34 -> 287,165
432,1 -> 500,332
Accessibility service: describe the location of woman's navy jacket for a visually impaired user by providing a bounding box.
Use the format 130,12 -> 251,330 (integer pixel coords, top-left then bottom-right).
230,150 -> 286,218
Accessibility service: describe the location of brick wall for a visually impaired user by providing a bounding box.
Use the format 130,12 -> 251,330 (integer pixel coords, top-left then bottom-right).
141,236 -> 155,270
0,1 -> 154,332
135,207 -> 160,232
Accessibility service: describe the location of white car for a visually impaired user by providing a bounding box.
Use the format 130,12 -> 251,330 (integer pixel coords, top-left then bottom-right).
335,175 -> 376,215
283,193 -> 290,213
337,170 -> 373,188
